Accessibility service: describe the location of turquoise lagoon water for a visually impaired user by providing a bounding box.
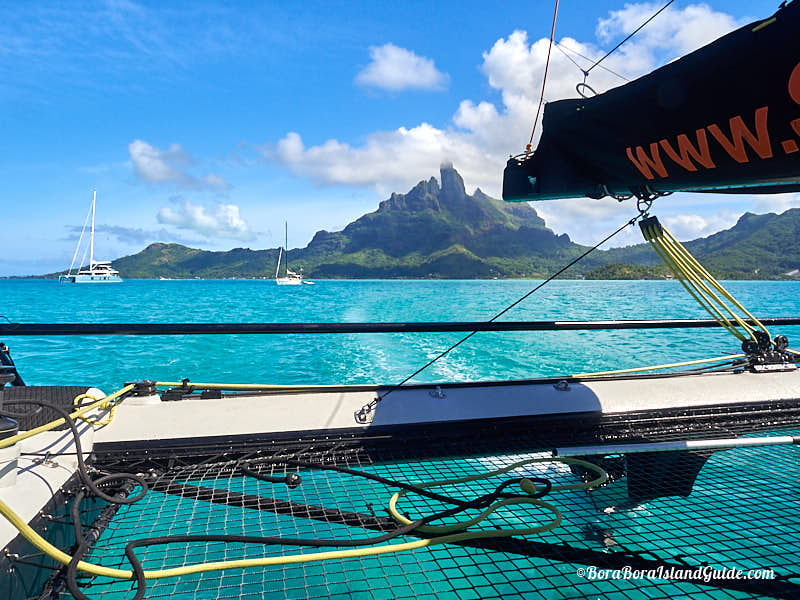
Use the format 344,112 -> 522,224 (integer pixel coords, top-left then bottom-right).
5,277 -> 798,600
1,278 -> 799,392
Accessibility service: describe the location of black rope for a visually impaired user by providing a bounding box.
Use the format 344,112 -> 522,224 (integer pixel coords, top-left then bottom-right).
368,210 -> 647,410
585,0 -> 675,76
0,400 -> 149,600
72,454 -> 551,600
0,400 -> 147,505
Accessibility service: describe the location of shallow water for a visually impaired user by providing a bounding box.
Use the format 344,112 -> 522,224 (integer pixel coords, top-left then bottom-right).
2,278 -> 798,392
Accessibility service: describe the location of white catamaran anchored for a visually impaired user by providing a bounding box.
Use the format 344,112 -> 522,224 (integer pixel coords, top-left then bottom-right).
59,190 -> 122,284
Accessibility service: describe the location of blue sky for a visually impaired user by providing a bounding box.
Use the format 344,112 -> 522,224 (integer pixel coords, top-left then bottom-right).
1,0 -> 794,275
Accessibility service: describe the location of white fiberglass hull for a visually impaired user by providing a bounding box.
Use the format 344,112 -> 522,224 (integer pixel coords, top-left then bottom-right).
92,368 -> 800,443
59,274 -> 123,283
275,278 -> 302,285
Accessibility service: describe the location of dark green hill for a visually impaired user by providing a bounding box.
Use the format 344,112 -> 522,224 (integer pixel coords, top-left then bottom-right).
607,209 -> 800,279
113,243 -> 281,279
291,166 -> 585,278
98,167 -> 800,280
112,166 -> 593,279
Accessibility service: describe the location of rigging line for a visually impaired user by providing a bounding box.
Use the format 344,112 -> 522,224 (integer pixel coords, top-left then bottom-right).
372,210 -> 647,407
66,200 -> 93,276
554,41 -> 630,82
526,0 -> 560,153
586,0 -> 675,75
553,41 -> 585,73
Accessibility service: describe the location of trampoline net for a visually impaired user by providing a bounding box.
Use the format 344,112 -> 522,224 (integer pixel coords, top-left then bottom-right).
41,412 -> 800,599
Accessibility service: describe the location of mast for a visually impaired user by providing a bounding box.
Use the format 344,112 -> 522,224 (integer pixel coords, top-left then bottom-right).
89,189 -> 96,269
284,221 -> 288,277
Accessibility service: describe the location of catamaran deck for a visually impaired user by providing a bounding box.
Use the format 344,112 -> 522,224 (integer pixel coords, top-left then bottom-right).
93,369 -> 800,445
3,372 -> 800,599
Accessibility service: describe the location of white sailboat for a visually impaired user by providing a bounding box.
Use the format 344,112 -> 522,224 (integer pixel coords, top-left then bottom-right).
59,190 -> 122,283
274,222 -> 311,285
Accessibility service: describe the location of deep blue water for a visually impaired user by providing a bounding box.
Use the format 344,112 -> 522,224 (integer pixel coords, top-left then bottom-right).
2,278 -> 799,392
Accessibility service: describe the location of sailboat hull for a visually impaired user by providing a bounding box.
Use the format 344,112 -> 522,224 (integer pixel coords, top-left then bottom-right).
275,277 -> 302,285
61,191 -> 124,283
59,274 -> 123,283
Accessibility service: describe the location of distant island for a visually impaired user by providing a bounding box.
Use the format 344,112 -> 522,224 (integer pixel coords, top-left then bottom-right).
37,166 -> 800,280
583,263 -> 670,280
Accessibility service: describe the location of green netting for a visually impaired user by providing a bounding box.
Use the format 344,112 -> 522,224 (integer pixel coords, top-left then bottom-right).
56,425 -> 800,600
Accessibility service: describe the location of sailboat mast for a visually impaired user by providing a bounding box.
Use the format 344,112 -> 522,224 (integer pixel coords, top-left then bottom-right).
284,221 -> 288,277
90,189 -> 96,268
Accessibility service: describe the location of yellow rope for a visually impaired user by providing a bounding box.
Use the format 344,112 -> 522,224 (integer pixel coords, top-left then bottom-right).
572,354 -> 745,378
654,235 -> 752,338
642,221 -> 746,338
640,218 -> 771,343
643,230 -> 747,341
0,456 -> 606,580
660,228 -> 769,338
72,393 -> 119,427
0,384 -> 133,450
573,216 -> 786,380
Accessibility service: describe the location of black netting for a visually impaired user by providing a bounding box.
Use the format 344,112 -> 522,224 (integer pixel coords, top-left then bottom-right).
38,403 -> 800,600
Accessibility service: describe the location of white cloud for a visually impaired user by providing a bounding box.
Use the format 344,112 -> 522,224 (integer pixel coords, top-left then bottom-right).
752,193 -> 800,214
535,197 -> 641,246
662,210 -> 740,240
355,43 -> 449,92
129,139 -> 231,190
265,4 -> 748,244
157,199 -> 253,240
597,3 -> 742,57
272,127 -> 499,198
129,139 -> 186,183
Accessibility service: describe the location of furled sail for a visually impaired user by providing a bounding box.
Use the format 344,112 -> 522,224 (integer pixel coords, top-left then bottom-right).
503,1 -> 800,202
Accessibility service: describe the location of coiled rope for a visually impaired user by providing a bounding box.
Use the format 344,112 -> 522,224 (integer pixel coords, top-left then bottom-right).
0,409 -> 608,600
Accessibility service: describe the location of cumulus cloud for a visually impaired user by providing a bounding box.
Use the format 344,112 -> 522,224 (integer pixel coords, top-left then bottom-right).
157,199 -> 254,240
265,4 -> 750,244
752,193 -> 800,214
355,43 -> 449,92
65,224 -> 200,246
662,211 -> 740,240
597,3 -> 742,57
129,139 -> 231,190
272,128 -> 499,198
535,197 -> 641,246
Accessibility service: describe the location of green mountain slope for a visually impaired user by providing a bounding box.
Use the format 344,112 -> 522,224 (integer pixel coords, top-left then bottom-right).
102,167 -> 800,280
607,209 -> 800,279
290,165 -> 585,278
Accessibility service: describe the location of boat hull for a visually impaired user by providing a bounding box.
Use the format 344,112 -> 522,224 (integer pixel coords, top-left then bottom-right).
93,368 -> 800,446
59,274 -> 123,283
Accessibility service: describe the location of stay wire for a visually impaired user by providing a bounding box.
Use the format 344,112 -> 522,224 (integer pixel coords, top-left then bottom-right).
554,41 -> 630,82
586,0 -> 675,75
527,0 -> 560,152
372,209 -> 649,407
